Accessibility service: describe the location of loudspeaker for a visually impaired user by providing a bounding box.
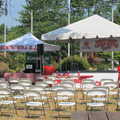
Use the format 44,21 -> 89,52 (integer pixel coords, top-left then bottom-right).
37,44 -> 44,55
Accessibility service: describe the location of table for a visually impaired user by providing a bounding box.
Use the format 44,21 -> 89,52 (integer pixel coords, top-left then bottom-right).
71,111 -> 120,120
4,72 -> 40,83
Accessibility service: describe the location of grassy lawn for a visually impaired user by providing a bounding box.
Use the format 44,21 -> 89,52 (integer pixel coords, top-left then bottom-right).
0,88 -> 118,120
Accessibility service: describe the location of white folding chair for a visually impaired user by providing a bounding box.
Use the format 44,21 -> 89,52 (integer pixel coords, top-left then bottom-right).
100,79 -> 114,86
19,81 -> 31,89
58,76 -> 68,81
9,78 -> 19,84
103,82 -> 118,101
69,76 -> 79,80
35,82 -> 52,98
92,86 -> 109,111
10,84 -> 25,102
56,89 -> 77,119
23,90 -> 45,119
82,82 -> 96,104
82,79 -> 95,84
52,85 -> 67,113
47,75 -> 56,80
0,88 -> 17,120
86,89 -> 107,111
35,81 -> 48,87
37,75 -> 45,81
0,78 -> 5,82
31,85 -> 50,109
60,81 -> 75,90
20,78 -> 31,82
43,79 -> 55,86
0,81 -> 9,88
61,79 -> 75,85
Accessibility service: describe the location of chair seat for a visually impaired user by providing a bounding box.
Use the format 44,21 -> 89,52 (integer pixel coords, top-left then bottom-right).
0,100 -> 16,104
58,102 -> 76,106
40,91 -> 52,94
33,96 -> 49,100
117,102 -> 120,106
92,98 -> 107,101
0,95 -> 8,98
109,91 -> 117,95
26,102 -> 44,106
54,97 -> 69,100
13,95 -> 28,99
87,102 -> 105,107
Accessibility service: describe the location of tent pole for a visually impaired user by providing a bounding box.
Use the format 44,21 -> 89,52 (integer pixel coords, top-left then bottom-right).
111,1 -> 114,70
80,41 -> 82,57
59,51 -> 62,72
68,11 -> 70,56
17,52 -> 19,72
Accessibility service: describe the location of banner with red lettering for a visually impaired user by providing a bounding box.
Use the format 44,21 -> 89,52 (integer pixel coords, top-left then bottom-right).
80,38 -> 120,52
0,45 -> 37,52
0,33 -> 60,52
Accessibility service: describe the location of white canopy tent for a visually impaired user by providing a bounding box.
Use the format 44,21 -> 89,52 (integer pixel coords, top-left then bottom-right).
41,14 -> 120,42
0,33 -> 60,52
41,14 -> 120,70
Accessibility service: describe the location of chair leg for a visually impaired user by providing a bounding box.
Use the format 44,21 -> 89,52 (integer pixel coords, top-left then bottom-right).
57,106 -> 60,120
9,105 -> 15,120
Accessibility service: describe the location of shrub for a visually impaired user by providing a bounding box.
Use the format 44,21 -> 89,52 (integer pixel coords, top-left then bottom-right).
53,55 -> 90,72
0,62 -> 9,77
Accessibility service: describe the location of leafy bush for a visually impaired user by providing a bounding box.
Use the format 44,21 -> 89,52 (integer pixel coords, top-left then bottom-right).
0,62 -> 9,77
0,52 -> 25,73
53,55 -> 90,72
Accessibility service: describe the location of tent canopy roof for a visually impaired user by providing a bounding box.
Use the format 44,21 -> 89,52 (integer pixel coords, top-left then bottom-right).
0,33 -> 60,52
41,14 -> 120,42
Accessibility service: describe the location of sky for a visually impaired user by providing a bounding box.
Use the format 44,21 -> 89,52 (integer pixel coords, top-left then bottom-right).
0,0 -> 26,29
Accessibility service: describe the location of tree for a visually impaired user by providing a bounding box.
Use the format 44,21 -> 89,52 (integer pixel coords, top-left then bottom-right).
16,0 -> 114,59
0,0 -> 4,17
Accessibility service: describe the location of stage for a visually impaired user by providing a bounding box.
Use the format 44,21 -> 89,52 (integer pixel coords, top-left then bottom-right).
52,70 -> 119,88
4,70 -> 119,87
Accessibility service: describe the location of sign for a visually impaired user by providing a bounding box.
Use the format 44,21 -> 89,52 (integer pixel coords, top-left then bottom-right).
0,45 -> 37,51
80,38 -> 120,52
26,52 -> 51,64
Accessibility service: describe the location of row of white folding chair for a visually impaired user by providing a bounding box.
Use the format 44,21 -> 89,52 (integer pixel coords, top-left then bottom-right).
11,83 -> 76,119
10,84 -> 49,118
5,86 -> 46,119
49,84 -> 77,119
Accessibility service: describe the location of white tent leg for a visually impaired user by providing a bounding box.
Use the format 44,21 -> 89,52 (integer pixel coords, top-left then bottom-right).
59,51 -> 62,72
112,51 -> 114,70
68,42 -> 70,56
17,52 -> 19,72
